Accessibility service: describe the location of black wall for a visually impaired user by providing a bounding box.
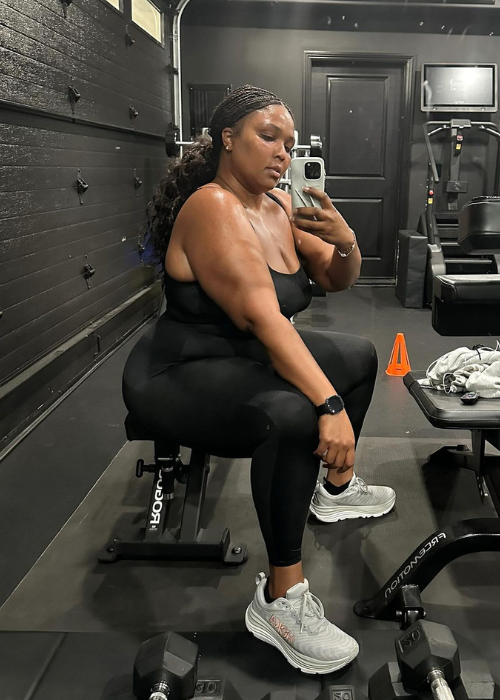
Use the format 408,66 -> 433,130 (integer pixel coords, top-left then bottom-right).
181,1 -> 500,231
0,0 -> 172,451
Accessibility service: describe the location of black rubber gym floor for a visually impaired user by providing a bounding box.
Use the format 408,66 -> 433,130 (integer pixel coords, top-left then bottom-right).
0,288 -> 499,698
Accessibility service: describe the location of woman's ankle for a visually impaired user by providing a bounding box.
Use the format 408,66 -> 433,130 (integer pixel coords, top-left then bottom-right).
326,466 -> 354,487
268,562 -> 304,600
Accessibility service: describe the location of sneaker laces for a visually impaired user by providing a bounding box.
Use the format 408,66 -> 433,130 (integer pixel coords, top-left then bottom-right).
288,591 -> 326,633
353,476 -> 369,494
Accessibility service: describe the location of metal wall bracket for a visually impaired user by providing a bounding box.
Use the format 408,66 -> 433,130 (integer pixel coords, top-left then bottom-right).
129,106 -> 139,120
166,2 -> 180,18
93,333 -> 102,357
125,27 -> 135,47
60,0 -> 72,18
76,169 -> 88,205
68,85 -> 81,114
83,262 -> 96,290
134,169 -> 143,194
166,64 -> 179,75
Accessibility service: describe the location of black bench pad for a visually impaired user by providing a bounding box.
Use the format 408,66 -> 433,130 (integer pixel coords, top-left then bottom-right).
404,371 -> 500,430
435,275 -> 500,303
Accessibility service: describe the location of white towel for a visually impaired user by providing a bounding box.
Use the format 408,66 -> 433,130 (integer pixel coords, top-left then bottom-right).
418,342 -> 500,397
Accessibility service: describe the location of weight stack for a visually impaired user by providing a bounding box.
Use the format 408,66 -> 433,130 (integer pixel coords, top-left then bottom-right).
395,230 -> 428,308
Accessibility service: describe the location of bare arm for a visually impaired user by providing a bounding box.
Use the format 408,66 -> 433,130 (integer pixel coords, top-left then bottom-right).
271,188 -> 361,292
179,188 -> 337,405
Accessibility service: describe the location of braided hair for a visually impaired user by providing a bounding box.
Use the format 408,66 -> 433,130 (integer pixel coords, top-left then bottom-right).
147,85 -> 294,263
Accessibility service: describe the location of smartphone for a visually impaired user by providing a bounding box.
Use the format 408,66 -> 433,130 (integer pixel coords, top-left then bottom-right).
290,157 -> 326,211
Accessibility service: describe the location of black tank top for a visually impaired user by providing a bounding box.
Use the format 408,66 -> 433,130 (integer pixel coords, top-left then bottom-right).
163,191 -> 312,337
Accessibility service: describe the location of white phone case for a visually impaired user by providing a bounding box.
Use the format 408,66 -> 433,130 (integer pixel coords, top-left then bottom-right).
290,157 -> 326,211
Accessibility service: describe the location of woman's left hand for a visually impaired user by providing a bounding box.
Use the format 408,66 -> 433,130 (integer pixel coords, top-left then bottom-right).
291,186 -> 354,249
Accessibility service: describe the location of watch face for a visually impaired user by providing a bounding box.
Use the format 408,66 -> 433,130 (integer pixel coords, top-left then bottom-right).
326,395 -> 343,413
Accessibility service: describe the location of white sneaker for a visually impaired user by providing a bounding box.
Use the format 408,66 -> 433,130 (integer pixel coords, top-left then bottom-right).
309,474 -> 396,523
245,573 -> 359,674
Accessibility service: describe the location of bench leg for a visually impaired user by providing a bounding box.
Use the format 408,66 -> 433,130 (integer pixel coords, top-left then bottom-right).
427,430 -> 500,515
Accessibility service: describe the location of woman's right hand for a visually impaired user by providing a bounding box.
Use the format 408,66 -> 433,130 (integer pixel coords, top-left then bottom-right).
313,411 -> 355,473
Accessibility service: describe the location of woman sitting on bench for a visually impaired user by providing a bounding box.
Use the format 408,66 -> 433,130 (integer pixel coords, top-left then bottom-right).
130,84 -> 396,674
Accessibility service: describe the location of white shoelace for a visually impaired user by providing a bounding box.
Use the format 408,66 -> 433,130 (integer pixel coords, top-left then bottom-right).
353,476 -> 369,494
288,591 -> 326,633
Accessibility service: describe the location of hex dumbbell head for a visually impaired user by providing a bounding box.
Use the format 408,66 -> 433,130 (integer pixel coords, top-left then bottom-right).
133,631 -> 198,700
369,661 -> 419,700
396,620 -> 460,692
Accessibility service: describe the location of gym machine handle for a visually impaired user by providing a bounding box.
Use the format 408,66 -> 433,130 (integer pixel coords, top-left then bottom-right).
428,669 -> 455,700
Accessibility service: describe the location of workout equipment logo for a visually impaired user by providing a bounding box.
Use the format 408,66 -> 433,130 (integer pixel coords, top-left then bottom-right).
385,533 -> 446,598
269,615 -> 294,644
149,474 -> 163,529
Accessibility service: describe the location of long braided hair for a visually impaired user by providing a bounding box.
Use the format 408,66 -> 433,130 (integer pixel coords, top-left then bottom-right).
147,85 -> 294,264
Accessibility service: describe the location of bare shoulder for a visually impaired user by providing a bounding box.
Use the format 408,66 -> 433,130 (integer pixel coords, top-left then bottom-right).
178,184 -> 245,224
269,187 -> 292,214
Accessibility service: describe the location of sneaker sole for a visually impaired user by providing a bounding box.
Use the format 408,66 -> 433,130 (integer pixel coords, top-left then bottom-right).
244,603 -> 359,674
309,495 -> 396,523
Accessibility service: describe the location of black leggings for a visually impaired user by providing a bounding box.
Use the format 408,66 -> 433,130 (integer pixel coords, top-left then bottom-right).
124,329 -> 378,567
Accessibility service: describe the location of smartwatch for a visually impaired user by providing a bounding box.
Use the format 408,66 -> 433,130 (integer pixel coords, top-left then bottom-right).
315,394 -> 345,417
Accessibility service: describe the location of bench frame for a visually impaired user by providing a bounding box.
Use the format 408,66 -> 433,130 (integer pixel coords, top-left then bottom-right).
428,430 -> 500,515
98,440 -> 247,565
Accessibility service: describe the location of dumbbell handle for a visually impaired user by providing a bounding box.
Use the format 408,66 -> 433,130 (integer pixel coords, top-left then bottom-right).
427,669 -> 455,700
149,681 -> 170,700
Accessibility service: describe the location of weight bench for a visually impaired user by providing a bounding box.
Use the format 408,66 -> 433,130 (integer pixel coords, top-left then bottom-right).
404,371 -> 500,514
407,196 -> 500,514
98,335 -> 247,566
355,196 -> 500,626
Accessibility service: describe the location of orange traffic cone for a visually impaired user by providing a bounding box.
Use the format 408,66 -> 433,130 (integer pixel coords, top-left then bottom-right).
386,333 -> 411,376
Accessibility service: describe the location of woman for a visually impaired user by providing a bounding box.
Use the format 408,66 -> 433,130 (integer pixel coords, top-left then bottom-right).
125,85 -> 395,674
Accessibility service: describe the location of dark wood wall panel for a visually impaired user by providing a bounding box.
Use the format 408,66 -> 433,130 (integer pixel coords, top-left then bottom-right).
1,186 -> 146,220
0,251 -> 146,343
0,0 -> 171,134
0,266 -> 152,382
0,119 -> 166,150
1,73 -> 70,118
1,220 -> 143,284
1,196 -> 149,243
2,0 -> 170,91
3,237 -> 141,311
74,0 -> 167,61
0,0 -> 171,443
1,166 -> 165,192
1,48 -> 169,134
0,21 -> 169,110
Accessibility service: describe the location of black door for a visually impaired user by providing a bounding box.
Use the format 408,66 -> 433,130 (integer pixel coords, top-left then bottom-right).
306,54 -> 413,282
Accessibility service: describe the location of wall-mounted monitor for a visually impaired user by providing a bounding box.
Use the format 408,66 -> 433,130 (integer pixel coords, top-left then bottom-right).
421,63 -> 498,113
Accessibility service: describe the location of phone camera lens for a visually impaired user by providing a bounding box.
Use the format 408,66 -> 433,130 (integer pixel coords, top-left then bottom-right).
304,162 -> 321,180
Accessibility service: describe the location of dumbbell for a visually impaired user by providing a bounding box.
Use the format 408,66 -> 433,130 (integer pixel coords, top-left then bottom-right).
397,620 -> 460,696
133,631 -> 198,700
134,632 -> 244,700
370,620 -> 459,700
369,619 -> 496,700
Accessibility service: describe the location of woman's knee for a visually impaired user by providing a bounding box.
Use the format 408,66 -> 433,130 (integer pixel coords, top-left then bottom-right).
357,337 -> 378,379
263,391 -> 318,443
